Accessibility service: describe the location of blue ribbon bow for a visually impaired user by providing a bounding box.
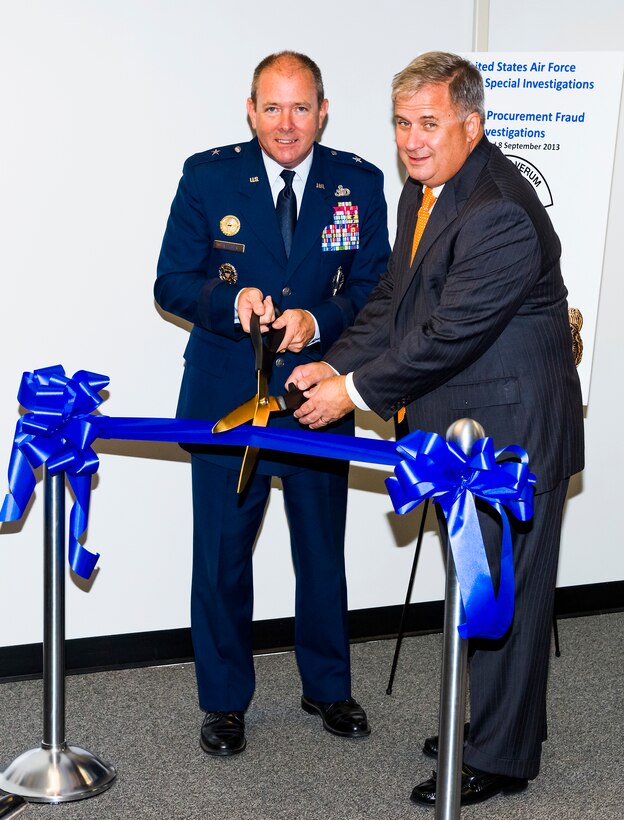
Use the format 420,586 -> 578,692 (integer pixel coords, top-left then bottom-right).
1,365 -> 108,578
386,429 -> 536,638
1,366 -> 535,638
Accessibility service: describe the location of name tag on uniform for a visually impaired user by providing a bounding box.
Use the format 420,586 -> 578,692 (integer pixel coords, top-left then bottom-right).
213,240 -> 245,253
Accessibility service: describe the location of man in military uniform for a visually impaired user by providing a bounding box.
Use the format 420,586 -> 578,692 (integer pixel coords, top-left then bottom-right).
154,51 -> 389,755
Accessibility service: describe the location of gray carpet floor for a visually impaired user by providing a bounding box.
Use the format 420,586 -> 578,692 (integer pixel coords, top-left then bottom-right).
0,612 -> 622,819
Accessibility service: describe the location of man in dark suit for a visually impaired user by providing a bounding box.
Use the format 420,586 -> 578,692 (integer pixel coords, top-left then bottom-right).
289,51 -> 584,805
154,51 -> 389,756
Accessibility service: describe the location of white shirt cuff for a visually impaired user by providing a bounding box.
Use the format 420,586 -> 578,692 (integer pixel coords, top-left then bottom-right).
305,311 -> 320,346
346,371 -> 370,411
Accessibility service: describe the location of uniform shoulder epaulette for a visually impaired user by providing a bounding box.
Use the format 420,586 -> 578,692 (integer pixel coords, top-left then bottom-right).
187,142 -> 247,166
324,146 -> 380,174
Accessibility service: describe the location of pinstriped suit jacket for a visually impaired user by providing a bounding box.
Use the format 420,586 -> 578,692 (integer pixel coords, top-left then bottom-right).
326,136 -> 584,493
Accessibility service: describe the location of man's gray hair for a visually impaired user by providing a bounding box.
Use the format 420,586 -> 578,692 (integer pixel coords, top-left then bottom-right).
392,51 -> 485,123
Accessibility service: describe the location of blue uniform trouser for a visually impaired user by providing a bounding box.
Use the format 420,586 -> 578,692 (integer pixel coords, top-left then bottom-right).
190,455 -> 351,712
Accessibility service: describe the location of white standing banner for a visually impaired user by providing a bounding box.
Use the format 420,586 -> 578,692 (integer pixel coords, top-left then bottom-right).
466,52 -> 624,402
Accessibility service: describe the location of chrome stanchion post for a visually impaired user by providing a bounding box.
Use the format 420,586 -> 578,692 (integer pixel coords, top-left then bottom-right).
0,468 -> 116,803
43,467 -> 66,752
435,419 -> 485,820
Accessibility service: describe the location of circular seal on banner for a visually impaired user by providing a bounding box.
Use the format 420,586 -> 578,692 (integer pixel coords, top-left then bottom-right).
218,263 -> 238,284
506,155 -> 553,208
219,215 -> 240,236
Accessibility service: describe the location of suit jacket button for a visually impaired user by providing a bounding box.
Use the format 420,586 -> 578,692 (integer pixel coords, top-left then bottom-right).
275,357 -> 285,367
281,287 -> 292,297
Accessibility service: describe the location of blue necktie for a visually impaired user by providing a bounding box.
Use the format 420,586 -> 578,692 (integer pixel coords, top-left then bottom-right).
276,169 -> 297,257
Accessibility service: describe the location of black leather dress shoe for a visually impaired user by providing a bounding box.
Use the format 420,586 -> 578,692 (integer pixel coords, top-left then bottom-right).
410,764 -> 528,806
301,695 -> 371,737
200,711 -> 246,756
423,722 -> 470,758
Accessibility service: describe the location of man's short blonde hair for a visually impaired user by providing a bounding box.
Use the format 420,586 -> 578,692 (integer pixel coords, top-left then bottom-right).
250,51 -> 324,106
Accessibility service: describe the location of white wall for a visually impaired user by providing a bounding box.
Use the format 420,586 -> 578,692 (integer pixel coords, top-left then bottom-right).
487,0 -> 624,588
0,1 -> 621,648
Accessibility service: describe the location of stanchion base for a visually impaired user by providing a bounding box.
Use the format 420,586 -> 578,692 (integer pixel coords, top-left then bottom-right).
0,793 -> 28,818
0,744 -> 116,803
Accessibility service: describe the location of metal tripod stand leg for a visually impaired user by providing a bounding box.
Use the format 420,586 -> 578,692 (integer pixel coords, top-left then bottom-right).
386,499 -> 430,695
552,611 -> 561,657
0,794 -> 27,817
0,468 -> 116,803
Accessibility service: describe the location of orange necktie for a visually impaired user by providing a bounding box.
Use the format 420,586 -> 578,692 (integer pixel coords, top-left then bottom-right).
410,186 -> 436,264
398,187 -> 437,425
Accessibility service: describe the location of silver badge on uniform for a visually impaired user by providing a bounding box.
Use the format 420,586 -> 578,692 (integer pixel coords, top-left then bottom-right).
335,184 -> 350,197
331,266 -> 345,296
219,262 -> 238,284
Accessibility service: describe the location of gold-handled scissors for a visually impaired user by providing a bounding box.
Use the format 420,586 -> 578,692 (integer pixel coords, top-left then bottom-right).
212,310 -> 306,493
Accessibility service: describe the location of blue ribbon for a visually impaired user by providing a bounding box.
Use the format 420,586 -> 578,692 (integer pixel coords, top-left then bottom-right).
1,366 -> 535,639
386,430 -> 536,638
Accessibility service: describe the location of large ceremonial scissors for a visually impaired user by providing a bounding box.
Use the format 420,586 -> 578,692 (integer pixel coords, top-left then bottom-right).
212,309 -> 306,493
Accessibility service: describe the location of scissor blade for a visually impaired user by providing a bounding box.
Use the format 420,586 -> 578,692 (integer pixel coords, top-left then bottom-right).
237,445 -> 259,494
237,401 -> 273,493
212,396 -> 258,433
213,394 -> 285,434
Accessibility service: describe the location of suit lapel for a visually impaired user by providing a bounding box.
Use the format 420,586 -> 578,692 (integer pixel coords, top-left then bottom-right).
236,138 -> 287,266
411,186 -> 458,268
395,180 -> 421,273
286,144 -> 334,277
414,139 -> 491,268
394,138 -> 492,308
